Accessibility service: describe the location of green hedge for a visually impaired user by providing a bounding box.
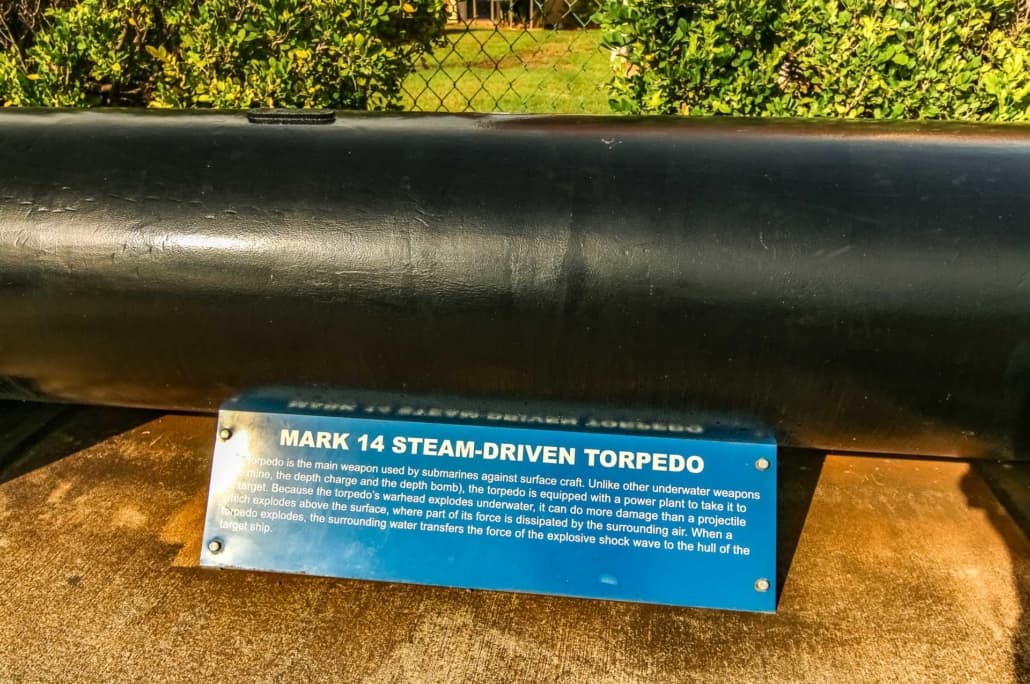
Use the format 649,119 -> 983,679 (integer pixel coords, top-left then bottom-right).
599,0 -> 1030,120
0,0 -> 447,109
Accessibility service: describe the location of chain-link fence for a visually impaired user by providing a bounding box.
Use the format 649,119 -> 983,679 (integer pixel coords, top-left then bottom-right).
400,1 -> 611,114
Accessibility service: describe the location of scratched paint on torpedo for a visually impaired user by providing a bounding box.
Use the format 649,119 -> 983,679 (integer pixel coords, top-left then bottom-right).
200,391 -> 778,612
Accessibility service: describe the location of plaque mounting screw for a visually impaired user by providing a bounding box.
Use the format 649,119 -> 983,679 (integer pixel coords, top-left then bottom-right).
755,457 -> 770,471
207,539 -> 224,554
218,427 -> 233,441
754,578 -> 770,593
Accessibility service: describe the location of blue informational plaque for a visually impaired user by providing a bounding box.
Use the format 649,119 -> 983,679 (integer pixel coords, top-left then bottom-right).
200,389 -> 778,612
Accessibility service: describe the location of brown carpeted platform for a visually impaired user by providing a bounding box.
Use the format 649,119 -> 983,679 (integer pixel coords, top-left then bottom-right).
0,408 -> 1026,682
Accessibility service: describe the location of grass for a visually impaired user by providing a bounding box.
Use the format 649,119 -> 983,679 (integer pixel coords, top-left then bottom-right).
400,27 -> 613,114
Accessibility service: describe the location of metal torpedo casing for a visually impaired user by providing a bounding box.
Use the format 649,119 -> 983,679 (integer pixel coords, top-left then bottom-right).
1,110 -> 1029,460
